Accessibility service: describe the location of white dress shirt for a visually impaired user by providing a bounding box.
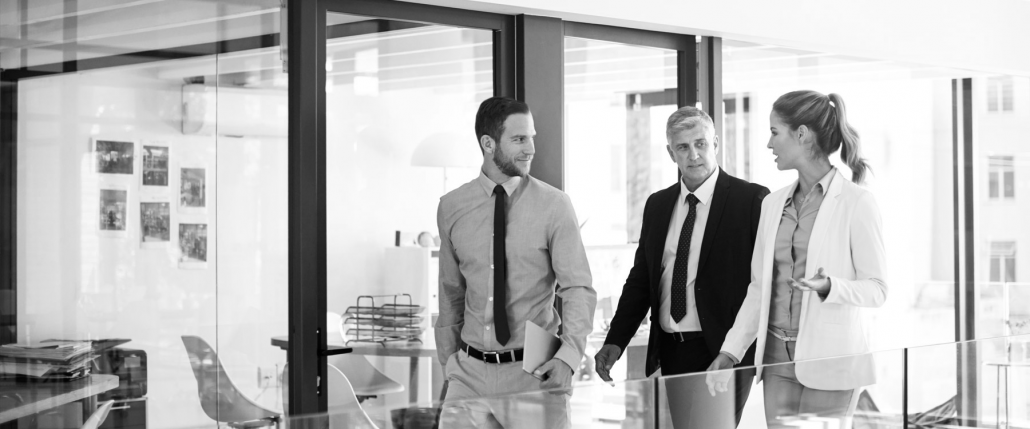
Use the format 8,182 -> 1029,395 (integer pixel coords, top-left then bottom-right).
658,167 -> 719,333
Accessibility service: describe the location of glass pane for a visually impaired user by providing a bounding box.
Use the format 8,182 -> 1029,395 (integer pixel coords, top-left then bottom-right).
1002,77 -> 1015,111
4,1 -> 287,426
563,38 -> 677,343
722,40 -> 975,351
975,75 -> 1030,339
990,171 -> 1000,198
274,335 -> 1030,427
1004,171 -> 1015,198
564,37 -> 679,247
320,11 -> 493,416
988,79 -> 1000,111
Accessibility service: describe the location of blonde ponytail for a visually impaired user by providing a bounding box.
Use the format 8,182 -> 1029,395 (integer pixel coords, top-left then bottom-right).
773,91 -> 872,184
827,93 -> 869,184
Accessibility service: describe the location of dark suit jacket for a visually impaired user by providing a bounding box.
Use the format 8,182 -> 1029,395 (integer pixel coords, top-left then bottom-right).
604,169 -> 769,377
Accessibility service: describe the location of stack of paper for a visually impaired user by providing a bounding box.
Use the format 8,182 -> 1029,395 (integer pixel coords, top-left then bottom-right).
0,341 -> 95,381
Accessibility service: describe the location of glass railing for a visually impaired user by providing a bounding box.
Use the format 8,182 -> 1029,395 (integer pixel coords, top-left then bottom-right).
273,334 -> 1030,429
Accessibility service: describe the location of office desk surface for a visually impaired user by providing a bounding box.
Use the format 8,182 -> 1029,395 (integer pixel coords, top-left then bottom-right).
271,335 -> 434,358
0,374 -> 118,423
271,331 -> 649,358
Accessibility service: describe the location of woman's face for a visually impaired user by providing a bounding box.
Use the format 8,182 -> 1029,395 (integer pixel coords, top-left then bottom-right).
767,111 -> 804,171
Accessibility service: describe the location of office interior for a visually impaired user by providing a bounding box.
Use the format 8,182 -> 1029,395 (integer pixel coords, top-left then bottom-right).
0,0 -> 1028,427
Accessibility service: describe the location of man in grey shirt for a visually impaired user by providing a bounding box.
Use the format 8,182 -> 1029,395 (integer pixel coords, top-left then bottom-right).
436,97 -> 596,428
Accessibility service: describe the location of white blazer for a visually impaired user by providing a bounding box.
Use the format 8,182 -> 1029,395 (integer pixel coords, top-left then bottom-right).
720,169 -> 887,390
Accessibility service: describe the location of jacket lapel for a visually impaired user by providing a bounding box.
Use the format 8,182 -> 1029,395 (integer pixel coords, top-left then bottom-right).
696,170 -> 730,275
650,183 -> 679,293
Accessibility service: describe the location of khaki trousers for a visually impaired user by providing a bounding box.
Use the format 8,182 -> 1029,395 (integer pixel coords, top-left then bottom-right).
762,336 -> 855,428
439,351 -> 571,429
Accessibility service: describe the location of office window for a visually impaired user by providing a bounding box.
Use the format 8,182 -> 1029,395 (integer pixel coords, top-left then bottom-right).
988,156 -> 1015,199
990,242 -> 1017,283
987,76 -> 1014,112
722,39 -> 965,353
564,36 -> 678,246
723,94 -> 751,181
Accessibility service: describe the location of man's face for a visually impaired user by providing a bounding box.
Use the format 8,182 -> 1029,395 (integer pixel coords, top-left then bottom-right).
493,113 -> 536,178
667,121 -> 719,189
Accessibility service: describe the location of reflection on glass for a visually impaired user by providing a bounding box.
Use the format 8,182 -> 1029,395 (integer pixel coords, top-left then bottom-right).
323,12 -> 492,414
7,2 -> 287,426
722,39 -> 1030,425
722,40 -> 972,353
564,37 -> 679,247
563,40 -> 678,380
274,335 -> 1030,428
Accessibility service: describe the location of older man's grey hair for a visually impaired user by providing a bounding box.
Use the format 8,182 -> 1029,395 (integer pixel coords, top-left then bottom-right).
665,106 -> 715,142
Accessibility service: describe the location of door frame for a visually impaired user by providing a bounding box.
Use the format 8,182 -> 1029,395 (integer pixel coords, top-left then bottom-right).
287,0 -> 515,415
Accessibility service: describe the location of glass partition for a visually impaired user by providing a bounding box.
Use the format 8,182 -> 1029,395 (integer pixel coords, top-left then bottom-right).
972,75 -> 1030,341
320,9 -> 495,414
564,37 -> 679,248
2,2 -> 288,427
563,37 -> 679,387
273,335 -> 1030,428
720,40 -> 996,351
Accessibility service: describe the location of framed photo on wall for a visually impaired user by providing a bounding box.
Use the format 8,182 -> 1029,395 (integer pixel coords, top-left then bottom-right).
93,138 -> 136,175
141,143 -> 170,190
98,186 -> 129,238
178,167 -> 206,213
178,223 -> 208,269
140,200 -> 171,248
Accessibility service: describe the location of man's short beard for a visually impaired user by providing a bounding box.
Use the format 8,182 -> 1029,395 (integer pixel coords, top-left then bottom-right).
493,146 -> 525,177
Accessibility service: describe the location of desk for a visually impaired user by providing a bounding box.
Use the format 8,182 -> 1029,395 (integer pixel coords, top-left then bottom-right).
271,335 -> 435,403
0,374 -> 119,423
272,333 -> 651,406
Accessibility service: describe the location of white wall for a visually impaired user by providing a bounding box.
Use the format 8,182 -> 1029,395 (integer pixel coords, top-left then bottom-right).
17,68 -> 288,428
409,0 -> 1030,76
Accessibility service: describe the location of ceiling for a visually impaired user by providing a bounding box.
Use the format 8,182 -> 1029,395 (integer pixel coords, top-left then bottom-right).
2,0 -> 280,71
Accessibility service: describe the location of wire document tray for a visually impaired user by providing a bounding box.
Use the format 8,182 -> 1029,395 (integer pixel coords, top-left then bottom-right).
343,294 -> 425,346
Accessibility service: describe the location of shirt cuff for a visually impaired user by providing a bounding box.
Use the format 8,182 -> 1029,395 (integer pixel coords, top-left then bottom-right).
553,344 -> 582,374
720,351 -> 740,365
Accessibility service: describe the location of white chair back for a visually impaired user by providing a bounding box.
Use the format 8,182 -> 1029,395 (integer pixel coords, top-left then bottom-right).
81,400 -> 115,429
281,363 -> 378,429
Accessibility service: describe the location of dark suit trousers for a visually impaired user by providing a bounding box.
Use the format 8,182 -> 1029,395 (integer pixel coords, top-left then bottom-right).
659,331 -> 755,428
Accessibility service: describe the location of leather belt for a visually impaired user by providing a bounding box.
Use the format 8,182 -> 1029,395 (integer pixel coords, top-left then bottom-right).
664,331 -> 703,343
768,328 -> 799,342
461,344 -> 524,364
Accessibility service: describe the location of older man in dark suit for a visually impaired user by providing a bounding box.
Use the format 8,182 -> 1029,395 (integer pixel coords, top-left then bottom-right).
595,106 -> 769,428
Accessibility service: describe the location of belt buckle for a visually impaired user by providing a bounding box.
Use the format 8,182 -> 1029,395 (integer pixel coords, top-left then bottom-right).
482,351 -> 500,364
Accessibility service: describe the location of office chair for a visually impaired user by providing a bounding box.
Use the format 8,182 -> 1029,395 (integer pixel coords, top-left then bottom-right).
181,335 -> 281,429
326,312 -> 405,402
281,363 -> 378,429
81,400 -> 115,429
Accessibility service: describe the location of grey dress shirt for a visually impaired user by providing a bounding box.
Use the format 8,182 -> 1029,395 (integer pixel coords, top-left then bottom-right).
435,172 -> 596,371
769,168 -> 835,333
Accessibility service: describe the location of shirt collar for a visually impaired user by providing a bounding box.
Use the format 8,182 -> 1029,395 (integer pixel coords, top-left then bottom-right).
679,166 -> 719,206
478,170 -> 522,197
814,167 -> 836,196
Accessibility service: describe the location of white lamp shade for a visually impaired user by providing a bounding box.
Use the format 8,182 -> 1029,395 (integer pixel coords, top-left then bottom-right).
411,132 -> 481,168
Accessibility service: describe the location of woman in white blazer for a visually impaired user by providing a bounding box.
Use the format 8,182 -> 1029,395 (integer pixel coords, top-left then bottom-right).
705,90 -> 887,427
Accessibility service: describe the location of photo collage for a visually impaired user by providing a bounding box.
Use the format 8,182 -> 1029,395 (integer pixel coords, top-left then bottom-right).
95,138 -> 209,268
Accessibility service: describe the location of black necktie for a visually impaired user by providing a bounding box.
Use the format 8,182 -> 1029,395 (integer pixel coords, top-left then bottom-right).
671,193 -> 700,323
493,185 -> 511,345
